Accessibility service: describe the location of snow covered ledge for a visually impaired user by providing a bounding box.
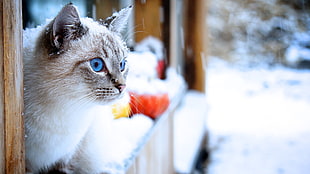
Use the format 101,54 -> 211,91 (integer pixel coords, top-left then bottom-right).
174,90 -> 208,174
108,64 -> 205,174
125,71 -> 187,174
121,89 -> 207,174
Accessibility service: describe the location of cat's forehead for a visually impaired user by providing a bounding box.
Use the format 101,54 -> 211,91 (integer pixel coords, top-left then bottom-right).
80,18 -> 127,59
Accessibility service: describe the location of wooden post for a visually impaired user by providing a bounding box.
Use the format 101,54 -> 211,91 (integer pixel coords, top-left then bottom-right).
134,0 -> 163,42
0,0 -> 25,173
169,0 -> 178,69
184,0 -> 207,92
95,0 -> 120,20
162,0 -> 170,65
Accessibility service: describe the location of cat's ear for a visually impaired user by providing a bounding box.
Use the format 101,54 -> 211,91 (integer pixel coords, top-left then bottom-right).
101,5 -> 132,34
51,3 -> 86,49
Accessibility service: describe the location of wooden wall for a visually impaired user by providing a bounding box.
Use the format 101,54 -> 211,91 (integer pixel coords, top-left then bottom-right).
0,0 -> 25,173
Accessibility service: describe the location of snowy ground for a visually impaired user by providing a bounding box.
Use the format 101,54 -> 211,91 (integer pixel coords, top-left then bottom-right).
206,58 -> 310,174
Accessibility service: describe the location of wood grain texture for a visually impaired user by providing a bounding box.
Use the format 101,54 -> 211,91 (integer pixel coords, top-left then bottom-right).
0,1 -> 5,172
0,0 -> 25,173
134,0 -> 163,42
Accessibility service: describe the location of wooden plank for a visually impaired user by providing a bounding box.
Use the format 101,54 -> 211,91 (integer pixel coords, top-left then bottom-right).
126,110 -> 175,174
0,1 -> 5,173
1,0 -> 25,173
134,0 -> 162,42
184,0 -> 207,92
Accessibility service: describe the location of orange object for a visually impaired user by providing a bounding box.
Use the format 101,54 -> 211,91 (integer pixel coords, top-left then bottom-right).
129,92 -> 170,119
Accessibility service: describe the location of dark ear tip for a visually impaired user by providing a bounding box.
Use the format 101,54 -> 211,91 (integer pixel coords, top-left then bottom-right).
60,2 -> 78,14
64,2 -> 77,11
66,2 -> 75,7
50,2 -> 85,52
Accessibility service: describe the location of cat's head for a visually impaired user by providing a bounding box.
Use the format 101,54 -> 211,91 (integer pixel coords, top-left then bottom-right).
31,4 -> 132,105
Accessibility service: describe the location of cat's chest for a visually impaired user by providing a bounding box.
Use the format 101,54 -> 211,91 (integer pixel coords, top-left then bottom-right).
25,105 -> 99,168
49,105 -> 97,134
46,105 -> 109,155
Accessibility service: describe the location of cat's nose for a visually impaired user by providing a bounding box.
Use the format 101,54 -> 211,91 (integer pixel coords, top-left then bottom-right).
116,84 -> 126,93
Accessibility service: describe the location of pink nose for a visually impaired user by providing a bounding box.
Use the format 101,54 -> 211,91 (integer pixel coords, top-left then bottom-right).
117,84 -> 126,92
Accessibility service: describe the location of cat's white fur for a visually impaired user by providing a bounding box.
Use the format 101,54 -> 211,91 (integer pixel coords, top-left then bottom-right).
24,5 -> 131,174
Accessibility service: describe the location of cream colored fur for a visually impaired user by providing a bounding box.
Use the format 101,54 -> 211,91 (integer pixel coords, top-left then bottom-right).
24,4 -> 131,174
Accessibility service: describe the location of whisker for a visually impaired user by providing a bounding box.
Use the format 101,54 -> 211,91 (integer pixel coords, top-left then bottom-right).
69,90 -> 96,106
123,24 -> 147,43
128,93 -> 146,115
124,31 -> 147,45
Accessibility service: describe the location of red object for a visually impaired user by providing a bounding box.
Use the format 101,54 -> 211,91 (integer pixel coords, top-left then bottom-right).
129,92 -> 170,119
156,59 -> 165,79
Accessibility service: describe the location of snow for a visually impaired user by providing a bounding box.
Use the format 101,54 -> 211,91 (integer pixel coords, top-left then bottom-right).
126,51 -> 167,95
126,52 -> 187,96
285,31 -> 310,66
206,57 -> 310,174
106,114 -> 155,171
134,36 -> 164,60
23,25 -> 45,60
82,105 -> 154,173
174,90 -> 207,173
164,67 -> 187,99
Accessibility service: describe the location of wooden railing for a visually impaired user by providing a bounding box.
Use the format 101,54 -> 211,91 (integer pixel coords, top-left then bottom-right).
125,85 -> 185,174
0,0 -> 25,173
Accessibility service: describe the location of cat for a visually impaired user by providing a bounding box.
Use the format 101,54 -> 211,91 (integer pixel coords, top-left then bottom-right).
24,3 -> 132,174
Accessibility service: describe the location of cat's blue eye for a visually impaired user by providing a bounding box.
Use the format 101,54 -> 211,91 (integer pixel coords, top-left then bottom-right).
90,58 -> 105,72
120,59 -> 127,72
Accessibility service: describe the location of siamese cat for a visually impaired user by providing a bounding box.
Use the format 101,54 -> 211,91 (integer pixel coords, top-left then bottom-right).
24,3 -> 131,174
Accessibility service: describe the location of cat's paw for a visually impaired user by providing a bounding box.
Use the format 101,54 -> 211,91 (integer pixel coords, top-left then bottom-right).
44,162 -> 74,174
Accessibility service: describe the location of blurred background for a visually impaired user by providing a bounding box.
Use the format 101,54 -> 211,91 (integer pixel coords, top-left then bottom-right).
22,0 -> 310,174
207,1 -> 310,174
